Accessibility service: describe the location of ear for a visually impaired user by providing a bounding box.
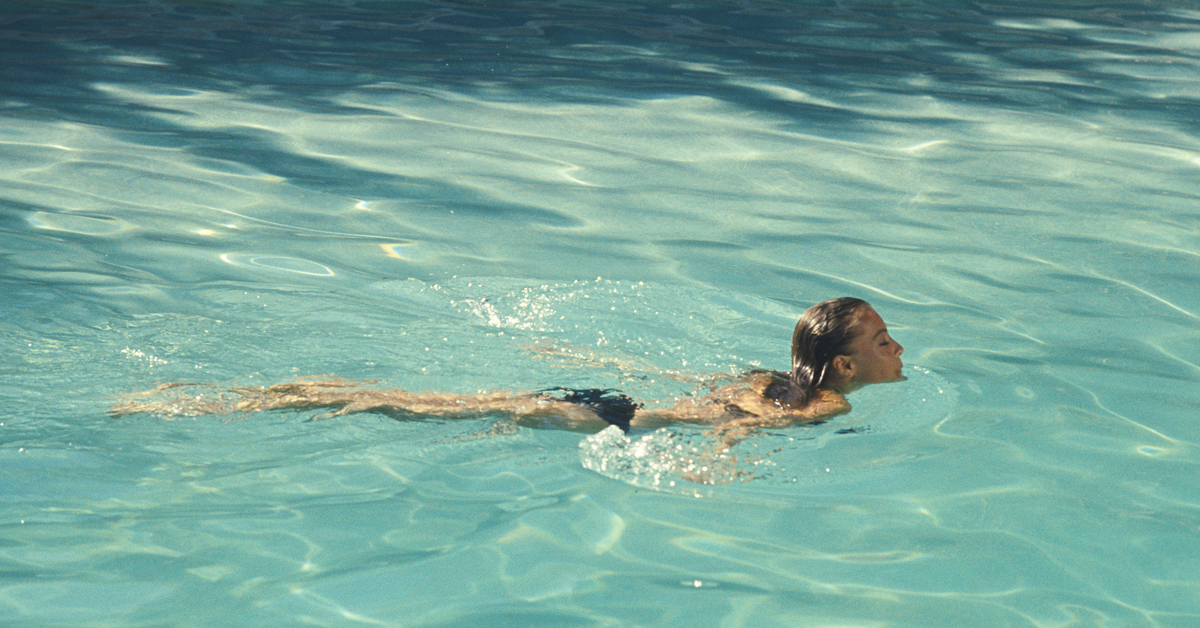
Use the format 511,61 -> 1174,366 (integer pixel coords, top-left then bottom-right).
831,354 -> 855,378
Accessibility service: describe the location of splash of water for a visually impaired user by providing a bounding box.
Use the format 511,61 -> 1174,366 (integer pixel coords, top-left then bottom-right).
580,365 -> 957,497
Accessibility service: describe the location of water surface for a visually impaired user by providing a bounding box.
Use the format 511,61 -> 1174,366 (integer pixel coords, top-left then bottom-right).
2,1 -> 1199,626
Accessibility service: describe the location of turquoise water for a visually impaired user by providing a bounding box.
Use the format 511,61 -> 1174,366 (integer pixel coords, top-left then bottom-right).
3,0 -> 1199,625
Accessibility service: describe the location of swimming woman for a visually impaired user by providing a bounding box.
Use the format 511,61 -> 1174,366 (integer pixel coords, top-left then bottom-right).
109,297 -> 904,433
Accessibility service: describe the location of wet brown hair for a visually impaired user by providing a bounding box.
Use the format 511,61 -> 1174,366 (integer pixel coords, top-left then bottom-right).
785,297 -> 869,407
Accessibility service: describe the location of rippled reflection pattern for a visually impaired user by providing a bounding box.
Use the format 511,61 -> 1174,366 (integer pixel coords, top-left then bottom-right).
2,1 -> 1199,627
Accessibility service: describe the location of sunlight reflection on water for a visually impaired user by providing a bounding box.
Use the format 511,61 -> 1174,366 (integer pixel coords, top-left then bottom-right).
2,1 -> 1199,626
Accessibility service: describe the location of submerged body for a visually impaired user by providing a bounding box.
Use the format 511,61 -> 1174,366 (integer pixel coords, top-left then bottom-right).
109,371 -> 847,431
110,297 -> 904,435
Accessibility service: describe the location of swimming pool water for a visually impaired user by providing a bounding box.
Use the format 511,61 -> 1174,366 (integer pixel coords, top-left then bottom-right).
3,1 -> 1199,626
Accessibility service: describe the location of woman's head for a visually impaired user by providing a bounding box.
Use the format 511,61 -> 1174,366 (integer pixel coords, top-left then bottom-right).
788,297 -> 904,405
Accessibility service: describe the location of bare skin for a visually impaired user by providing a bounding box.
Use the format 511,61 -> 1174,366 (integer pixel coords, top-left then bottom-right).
630,371 -> 850,430
106,373 -> 842,431
823,305 -> 905,396
109,305 -> 904,437
108,303 -> 906,485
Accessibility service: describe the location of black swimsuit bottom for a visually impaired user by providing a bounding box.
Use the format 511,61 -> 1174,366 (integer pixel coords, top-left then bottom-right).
537,387 -> 641,432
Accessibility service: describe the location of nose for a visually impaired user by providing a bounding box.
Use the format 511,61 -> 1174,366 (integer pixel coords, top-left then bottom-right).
895,341 -> 904,356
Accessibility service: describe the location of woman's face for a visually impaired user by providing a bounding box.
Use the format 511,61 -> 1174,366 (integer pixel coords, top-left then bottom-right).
843,306 -> 905,385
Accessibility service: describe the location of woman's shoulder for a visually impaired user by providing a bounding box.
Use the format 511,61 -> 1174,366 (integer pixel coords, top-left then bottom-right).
743,371 -> 849,424
634,370 -> 849,428
743,369 -> 790,396
797,388 -> 851,421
